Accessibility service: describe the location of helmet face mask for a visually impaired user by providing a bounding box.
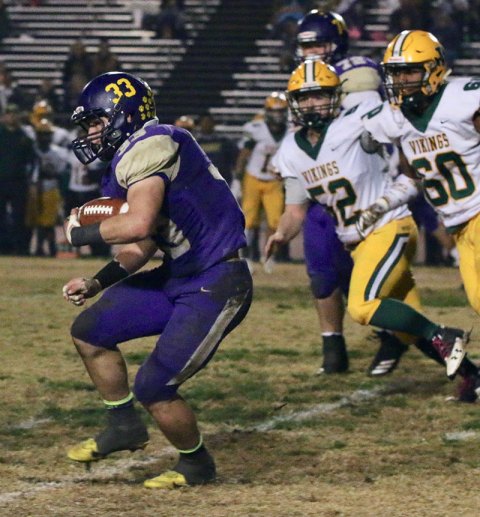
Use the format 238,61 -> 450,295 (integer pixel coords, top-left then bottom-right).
381,30 -> 448,111
287,60 -> 341,131
71,72 -> 156,164
296,10 -> 349,64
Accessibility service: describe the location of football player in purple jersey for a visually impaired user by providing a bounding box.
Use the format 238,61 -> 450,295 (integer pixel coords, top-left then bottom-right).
293,10 -> 409,376
62,72 -> 253,489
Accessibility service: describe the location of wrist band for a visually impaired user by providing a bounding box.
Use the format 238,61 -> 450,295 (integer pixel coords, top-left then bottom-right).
93,260 -> 129,289
71,223 -> 105,247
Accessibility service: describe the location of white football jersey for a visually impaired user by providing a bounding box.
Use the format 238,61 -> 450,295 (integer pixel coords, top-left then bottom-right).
238,119 -> 286,181
274,98 -> 410,245
363,78 -> 480,229
33,144 -> 69,191
24,124 -> 74,148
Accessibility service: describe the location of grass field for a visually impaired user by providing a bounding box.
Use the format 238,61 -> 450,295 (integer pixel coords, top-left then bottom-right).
1,256 -> 480,517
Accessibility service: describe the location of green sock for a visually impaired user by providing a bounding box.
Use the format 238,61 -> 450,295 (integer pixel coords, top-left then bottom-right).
369,299 -> 439,340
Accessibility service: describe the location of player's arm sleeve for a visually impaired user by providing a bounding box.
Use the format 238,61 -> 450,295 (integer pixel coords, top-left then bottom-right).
115,135 -> 180,188
284,176 -> 308,205
361,102 -> 401,145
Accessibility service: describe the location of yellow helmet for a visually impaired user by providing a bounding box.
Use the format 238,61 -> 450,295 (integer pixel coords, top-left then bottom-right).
264,91 -> 288,128
286,59 -> 340,129
30,99 -> 53,127
381,30 -> 448,109
174,114 -> 195,130
264,91 -> 288,110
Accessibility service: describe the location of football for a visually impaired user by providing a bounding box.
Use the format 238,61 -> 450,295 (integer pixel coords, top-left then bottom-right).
78,197 -> 129,225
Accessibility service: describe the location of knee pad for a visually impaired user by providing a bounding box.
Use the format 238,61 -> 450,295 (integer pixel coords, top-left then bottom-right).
70,309 -> 116,350
310,272 -> 338,299
134,356 -> 179,404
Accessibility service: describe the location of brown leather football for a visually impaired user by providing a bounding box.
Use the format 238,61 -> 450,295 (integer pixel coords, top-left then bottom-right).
78,197 -> 129,225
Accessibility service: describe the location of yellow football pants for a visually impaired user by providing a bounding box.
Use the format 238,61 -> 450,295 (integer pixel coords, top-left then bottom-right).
348,216 -> 421,343
454,212 -> 480,315
241,173 -> 284,230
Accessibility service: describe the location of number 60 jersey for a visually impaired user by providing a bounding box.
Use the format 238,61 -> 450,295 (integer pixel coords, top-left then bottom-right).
274,97 -> 410,245
362,77 -> 480,231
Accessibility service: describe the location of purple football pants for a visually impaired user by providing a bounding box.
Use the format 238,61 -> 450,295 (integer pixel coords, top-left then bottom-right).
303,202 -> 353,299
71,258 -> 253,403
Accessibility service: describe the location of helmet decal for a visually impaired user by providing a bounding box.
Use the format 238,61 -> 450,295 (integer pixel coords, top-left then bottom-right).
71,72 -> 156,164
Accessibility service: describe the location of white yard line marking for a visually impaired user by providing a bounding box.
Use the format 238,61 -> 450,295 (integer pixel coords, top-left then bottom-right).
444,431 -> 478,441
2,383 -> 476,505
249,388 -> 382,432
0,450 -> 174,505
1,389 -> 384,505
12,418 -> 52,430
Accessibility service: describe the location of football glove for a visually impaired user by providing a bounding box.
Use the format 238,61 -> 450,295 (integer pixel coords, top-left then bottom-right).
355,197 -> 390,240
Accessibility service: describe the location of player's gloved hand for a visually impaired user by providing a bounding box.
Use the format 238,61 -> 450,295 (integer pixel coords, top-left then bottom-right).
62,277 -> 102,306
355,197 -> 390,240
64,208 -> 80,245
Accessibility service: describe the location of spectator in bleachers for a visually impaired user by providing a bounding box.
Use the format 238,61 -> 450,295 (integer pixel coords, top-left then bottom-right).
271,1 -> 310,40
34,78 -> 62,115
0,65 -> 33,115
387,0 -> 430,40
92,38 -> 122,77
0,103 -> 36,255
338,0 -> 367,41
62,39 -> 93,112
0,0 -> 11,45
195,113 -> 238,188
271,2 -> 313,72
154,0 -> 187,40
465,0 -> 480,41
274,15 -> 300,72
428,4 -> 464,67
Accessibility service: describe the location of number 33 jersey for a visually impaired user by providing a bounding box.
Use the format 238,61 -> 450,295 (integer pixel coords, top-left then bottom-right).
363,77 -> 480,230
274,98 -> 410,245
101,121 -> 246,277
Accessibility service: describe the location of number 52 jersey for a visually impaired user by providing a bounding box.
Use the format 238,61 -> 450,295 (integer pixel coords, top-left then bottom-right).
362,77 -> 480,230
274,98 -> 410,245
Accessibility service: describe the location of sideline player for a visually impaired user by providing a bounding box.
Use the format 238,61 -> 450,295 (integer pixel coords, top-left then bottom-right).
359,30 -> 480,400
234,92 -> 288,264
294,9 -> 408,375
266,59 -> 474,398
62,71 -> 253,487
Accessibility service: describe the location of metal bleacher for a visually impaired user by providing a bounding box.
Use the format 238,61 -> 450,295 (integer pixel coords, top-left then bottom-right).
0,0 -> 218,102
1,0 -> 478,140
